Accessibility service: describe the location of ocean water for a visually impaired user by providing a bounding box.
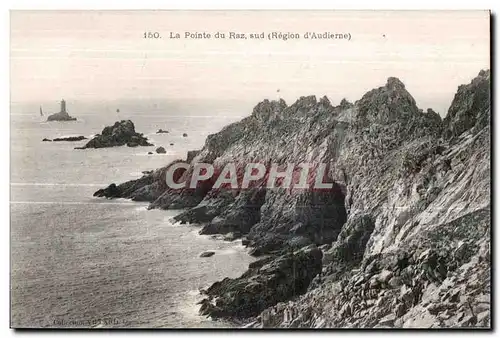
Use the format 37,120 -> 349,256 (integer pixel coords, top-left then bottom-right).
10,103 -> 255,328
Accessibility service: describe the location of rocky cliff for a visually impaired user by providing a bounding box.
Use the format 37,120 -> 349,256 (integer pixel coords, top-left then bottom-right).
94,70 -> 490,328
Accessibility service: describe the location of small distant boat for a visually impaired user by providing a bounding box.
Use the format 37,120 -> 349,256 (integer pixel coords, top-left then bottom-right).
39,106 -> 44,116
116,108 -> 120,113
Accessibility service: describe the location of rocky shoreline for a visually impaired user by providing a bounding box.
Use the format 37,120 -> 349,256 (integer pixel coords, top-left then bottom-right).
93,70 -> 490,328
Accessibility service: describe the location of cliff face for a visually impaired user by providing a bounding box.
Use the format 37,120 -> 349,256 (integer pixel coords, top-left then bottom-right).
94,70 -> 490,328
166,76 -> 445,256
256,70 -> 490,328
443,69 -> 490,139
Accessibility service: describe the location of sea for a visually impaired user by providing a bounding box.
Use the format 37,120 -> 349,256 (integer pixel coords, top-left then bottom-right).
10,99 -> 256,328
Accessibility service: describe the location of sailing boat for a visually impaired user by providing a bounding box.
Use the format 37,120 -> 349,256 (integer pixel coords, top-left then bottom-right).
39,106 -> 44,117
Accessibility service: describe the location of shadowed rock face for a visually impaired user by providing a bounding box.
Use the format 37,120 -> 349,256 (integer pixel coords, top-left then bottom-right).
93,71 -> 490,327
185,188 -> 268,237
259,208 -> 490,329
77,120 -> 153,149
199,245 -> 323,319
186,150 -> 201,163
246,184 -> 347,256
443,69 -> 490,139
317,213 -> 375,283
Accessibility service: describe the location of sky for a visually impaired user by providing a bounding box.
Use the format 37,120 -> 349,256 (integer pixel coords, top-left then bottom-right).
10,10 -> 490,115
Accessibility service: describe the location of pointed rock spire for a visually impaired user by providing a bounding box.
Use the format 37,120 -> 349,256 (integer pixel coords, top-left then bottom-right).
252,99 -> 288,123
443,69 -> 490,139
355,77 -> 418,124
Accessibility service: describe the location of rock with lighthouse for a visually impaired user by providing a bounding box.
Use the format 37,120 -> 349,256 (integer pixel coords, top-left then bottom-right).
47,99 -> 77,121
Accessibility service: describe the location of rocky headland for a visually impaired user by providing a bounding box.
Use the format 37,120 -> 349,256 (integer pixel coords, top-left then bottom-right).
93,70 -> 490,328
76,120 -> 153,149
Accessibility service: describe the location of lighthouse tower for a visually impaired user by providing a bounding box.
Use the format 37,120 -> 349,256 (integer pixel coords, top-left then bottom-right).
60,99 -> 67,114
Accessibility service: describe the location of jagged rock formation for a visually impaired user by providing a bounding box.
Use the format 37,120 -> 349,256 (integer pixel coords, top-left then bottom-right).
156,146 -> 166,154
93,70 -> 490,328
250,70 -> 491,328
76,120 -> 153,149
186,150 -> 201,163
199,245 -> 322,319
93,159 -> 185,201
443,69 -> 490,139
156,129 -> 169,134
